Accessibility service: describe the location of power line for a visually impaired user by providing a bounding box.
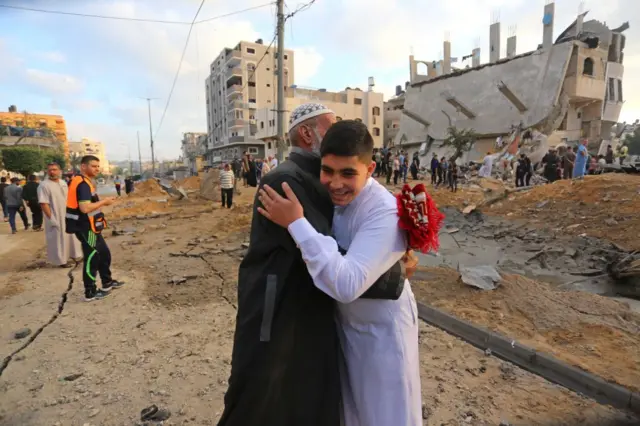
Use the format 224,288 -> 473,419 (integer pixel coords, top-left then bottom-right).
239,0 -> 314,93
195,3 -> 275,24
153,0 -> 207,139
0,2 -> 273,25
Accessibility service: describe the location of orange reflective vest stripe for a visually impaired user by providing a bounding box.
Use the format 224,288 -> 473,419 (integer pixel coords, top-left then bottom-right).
65,175 -> 107,234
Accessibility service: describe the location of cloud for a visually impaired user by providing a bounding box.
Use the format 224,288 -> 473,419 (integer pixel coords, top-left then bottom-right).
39,51 -> 66,63
25,69 -> 84,94
290,46 -> 323,84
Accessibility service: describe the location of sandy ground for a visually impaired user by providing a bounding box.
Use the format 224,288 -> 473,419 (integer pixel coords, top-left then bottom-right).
1,187 -> 638,425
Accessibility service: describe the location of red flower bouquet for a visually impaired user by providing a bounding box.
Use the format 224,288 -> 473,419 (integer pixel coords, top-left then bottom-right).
396,184 -> 445,253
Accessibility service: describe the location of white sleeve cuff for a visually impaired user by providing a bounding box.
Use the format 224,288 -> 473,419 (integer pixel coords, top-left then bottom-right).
287,218 -> 317,246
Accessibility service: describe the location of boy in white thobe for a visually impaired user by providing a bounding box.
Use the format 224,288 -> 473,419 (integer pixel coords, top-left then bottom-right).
258,120 -> 422,426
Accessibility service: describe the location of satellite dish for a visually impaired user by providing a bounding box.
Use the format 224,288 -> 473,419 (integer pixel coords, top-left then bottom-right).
542,14 -> 552,25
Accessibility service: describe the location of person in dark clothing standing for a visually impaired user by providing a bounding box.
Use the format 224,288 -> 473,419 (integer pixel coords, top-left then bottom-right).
23,174 -> 43,231
605,145 -> 614,164
541,149 -> 559,183
449,158 -> 458,192
410,155 -> 419,180
66,155 -> 125,302
385,151 -> 393,185
246,154 -> 258,188
0,176 -> 8,222
524,155 -> 533,186
515,154 -> 527,187
4,177 -> 29,233
124,176 -> 133,195
430,154 -> 439,185
217,103 -> 407,426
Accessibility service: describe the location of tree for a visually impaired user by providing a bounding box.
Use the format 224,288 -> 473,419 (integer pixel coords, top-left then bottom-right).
69,152 -> 82,171
442,126 -> 478,162
0,146 -> 47,177
624,127 -> 640,155
44,149 -> 67,171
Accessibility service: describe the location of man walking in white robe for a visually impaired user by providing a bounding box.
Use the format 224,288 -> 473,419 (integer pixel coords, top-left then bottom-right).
478,151 -> 494,178
258,120 -> 422,426
38,162 -> 82,267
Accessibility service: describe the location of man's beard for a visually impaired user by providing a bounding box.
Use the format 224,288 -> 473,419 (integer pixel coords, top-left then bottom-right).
310,127 -> 323,155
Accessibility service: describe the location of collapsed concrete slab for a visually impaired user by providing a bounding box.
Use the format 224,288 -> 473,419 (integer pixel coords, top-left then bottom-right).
199,169 -> 221,202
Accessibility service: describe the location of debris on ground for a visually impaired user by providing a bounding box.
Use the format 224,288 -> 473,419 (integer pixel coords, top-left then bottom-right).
132,179 -> 167,198
459,265 -> 501,290
488,174 -> 640,250
174,176 -> 201,191
411,266 -> 640,392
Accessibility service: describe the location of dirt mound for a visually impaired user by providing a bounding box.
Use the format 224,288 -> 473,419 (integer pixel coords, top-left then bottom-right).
487,174 -> 640,250
132,179 -> 167,198
174,176 -> 201,190
411,266 -> 640,392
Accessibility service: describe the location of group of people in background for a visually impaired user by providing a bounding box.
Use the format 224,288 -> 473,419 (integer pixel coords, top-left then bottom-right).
430,153 -> 459,192
1,174 -> 45,234
113,175 -> 134,197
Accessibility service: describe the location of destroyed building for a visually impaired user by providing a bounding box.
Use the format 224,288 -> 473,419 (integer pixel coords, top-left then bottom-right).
393,3 -> 629,163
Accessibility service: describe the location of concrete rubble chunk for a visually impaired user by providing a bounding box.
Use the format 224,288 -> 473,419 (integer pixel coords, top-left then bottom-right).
13,328 -> 32,339
459,265 -> 502,290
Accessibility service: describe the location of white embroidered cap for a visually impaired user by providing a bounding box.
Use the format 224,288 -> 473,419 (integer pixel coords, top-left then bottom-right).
289,103 -> 334,129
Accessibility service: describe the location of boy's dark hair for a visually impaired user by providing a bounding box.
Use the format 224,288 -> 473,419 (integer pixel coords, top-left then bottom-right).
320,120 -> 373,163
0,177 -> 5,183
81,155 -> 100,165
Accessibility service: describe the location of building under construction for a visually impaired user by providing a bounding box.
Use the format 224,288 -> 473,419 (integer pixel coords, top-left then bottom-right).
392,3 -> 629,163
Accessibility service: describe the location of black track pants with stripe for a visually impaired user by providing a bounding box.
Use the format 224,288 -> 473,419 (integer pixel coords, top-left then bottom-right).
75,230 -> 112,297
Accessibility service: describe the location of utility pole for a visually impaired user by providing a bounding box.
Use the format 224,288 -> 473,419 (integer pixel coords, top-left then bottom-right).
138,97 -> 158,175
128,143 -> 132,177
275,0 -> 286,162
137,131 -> 143,175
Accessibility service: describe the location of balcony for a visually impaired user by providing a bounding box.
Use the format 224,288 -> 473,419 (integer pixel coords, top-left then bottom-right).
229,119 -> 244,128
228,100 -> 244,110
564,74 -> 606,101
226,66 -> 242,80
226,50 -> 241,65
602,101 -> 623,123
226,85 -> 243,99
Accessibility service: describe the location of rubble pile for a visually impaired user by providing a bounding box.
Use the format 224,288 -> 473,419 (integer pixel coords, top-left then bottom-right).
132,179 -> 167,198
174,176 -> 201,190
411,267 -> 640,392
199,169 -> 222,202
487,174 -> 640,250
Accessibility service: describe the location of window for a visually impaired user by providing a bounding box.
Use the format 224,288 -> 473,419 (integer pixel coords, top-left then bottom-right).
248,147 -> 259,154
266,83 -> 271,87
582,57 -> 594,76
260,121 -> 265,129
354,98 -> 362,105
372,106 -> 381,116
608,78 -> 615,101
247,47 -> 255,54
248,82 -> 256,87
267,142 -> 272,149
617,79 -> 623,102
284,54 -> 288,60
373,128 -> 380,136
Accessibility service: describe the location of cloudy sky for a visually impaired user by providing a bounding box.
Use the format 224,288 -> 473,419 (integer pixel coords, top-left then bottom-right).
0,0 -> 638,161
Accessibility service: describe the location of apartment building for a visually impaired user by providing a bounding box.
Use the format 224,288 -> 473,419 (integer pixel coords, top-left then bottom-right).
69,138 -> 110,175
254,82 -> 384,160
205,39 -> 294,164
0,105 -> 69,159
